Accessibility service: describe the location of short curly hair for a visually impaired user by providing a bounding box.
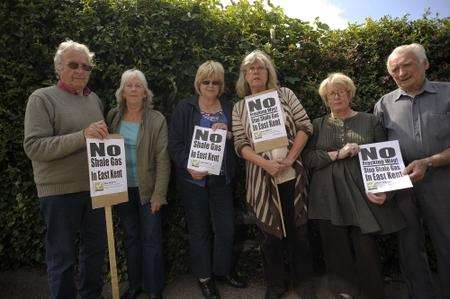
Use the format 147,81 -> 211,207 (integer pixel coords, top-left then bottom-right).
318,73 -> 356,107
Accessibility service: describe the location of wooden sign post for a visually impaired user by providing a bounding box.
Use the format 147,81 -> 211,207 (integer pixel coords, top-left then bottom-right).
87,134 -> 129,299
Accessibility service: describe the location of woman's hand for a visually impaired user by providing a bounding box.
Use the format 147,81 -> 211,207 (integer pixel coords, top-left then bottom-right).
187,168 -> 208,180
339,143 -> 360,159
262,159 -> 283,176
150,201 -> 161,214
211,122 -> 228,131
366,192 -> 387,205
279,157 -> 295,172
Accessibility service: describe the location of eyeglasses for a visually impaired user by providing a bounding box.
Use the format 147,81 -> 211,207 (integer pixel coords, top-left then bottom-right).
66,61 -> 93,72
327,90 -> 348,98
247,66 -> 266,73
202,80 -> 221,86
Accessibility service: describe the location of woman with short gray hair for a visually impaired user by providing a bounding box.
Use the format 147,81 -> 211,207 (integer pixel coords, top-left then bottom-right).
303,72 -> 405,299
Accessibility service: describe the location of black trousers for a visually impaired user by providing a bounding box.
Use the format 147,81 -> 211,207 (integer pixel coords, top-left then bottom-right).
178,175 -> 234,279
261,180 -> 314,290
318,220 -> 385,299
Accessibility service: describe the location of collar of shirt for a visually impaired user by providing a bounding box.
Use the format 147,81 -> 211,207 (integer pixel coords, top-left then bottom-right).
57,80 -> 91,96
393,79 -> 437,101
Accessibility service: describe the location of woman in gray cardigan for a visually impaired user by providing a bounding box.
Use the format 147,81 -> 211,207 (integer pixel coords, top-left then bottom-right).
303,73 -> 405,299
107,69 -> 170,299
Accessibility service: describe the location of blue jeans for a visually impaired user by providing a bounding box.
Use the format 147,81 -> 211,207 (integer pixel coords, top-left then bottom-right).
116,188 -> 163,295
178,174 -> 234,279
40,191 -> 106,299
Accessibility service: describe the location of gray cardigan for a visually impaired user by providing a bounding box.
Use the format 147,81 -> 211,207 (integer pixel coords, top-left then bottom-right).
107,101 -> 170,205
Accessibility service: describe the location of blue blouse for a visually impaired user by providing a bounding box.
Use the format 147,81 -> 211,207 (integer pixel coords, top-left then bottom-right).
119,121 -> 140,187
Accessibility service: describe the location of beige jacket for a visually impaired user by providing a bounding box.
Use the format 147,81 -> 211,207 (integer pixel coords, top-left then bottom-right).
107,102 -> 170,205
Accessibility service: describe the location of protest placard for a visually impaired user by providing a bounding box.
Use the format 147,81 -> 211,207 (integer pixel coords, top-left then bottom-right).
245,89 -> 288,153
87,135 -> 128,207
358,140 -> 413,193
187,126 -> 227,175
86,134 -> 128,299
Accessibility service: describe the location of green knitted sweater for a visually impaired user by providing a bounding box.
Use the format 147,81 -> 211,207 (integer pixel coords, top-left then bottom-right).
24,85 -> 104,197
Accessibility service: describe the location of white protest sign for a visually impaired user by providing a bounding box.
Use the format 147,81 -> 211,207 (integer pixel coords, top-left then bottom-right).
358,140 -> 413,193
245,89 -> 288,153
86,134 -> 128,299
87,136 -> 128,198
187,126 -> 226,175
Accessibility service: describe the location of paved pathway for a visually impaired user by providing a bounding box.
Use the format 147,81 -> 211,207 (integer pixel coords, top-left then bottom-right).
0,267 -> 409,299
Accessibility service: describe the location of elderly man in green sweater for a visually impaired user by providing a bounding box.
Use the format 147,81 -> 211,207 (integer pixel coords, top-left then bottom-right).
24,40 -> 108,299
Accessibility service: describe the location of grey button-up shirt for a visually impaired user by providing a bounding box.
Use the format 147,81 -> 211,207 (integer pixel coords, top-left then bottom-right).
374,80 -> 450,163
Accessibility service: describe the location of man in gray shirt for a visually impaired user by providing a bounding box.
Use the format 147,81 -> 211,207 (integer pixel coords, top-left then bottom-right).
374,43 -> 450,299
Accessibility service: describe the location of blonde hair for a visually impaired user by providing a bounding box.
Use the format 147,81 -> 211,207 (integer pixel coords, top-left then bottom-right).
54,40 -> 94,78
115,69 -> 153,107
318,73 -> 356,106
194,60 -> 225,96
387,43 -> 428,73
236,50 -> 278,98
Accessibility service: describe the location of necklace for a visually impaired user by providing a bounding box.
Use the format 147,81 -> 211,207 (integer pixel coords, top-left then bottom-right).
199,99 -> 221,113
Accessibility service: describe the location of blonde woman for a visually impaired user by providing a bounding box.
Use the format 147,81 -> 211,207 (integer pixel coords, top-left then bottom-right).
232,50 -> 314,299
168,61 -> 245,299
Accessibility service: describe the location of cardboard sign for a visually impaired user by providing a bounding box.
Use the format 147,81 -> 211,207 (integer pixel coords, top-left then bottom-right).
358,140 -> 413,193
245,89 -> 288,153
187,126 -> 227,175
87,134 -> 128,208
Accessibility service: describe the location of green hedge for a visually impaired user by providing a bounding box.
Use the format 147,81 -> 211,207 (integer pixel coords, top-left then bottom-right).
1,0 -> 449,280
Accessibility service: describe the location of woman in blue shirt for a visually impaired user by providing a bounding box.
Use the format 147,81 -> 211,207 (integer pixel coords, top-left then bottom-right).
107,69 -> 170,299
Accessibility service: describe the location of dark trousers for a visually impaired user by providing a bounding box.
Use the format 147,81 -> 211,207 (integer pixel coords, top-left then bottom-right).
40,192 -> 106,299
318,220 -> 385,299
396,167 -> 450,299
179,175 -> 234,278
261,180 -> 314,290
117,188 -> 164,295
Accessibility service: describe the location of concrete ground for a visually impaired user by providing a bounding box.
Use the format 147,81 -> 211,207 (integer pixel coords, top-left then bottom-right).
0,267 -> 410,299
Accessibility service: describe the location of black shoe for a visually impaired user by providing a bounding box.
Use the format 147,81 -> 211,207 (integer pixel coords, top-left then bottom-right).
264,287 -> 286,299
198,278 -> 220,299
215,273 -> 247,288
149,293 -> 163,299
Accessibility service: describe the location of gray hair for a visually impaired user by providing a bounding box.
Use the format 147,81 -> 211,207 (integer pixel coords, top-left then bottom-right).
236,50 -> 278,98
387,43 -> 428,72
318,72 -> 356,107
115,69 -> 154,107
54,40 -> 94,77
